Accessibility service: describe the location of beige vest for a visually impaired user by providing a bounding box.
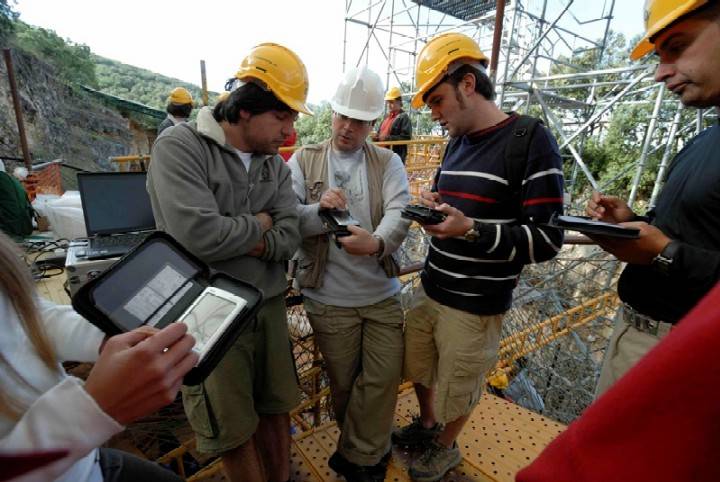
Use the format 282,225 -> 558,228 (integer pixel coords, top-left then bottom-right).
295,140 -> 399,288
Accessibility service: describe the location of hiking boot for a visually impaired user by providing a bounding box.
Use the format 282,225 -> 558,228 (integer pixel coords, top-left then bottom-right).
391,417 -> 442,448
328,451 -> 386,482
408,440 -> 462,482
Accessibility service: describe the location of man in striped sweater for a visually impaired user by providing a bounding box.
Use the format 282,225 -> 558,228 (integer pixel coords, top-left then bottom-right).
393,33 -> 565,482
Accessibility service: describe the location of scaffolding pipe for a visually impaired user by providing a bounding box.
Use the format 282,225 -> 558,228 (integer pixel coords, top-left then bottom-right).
343,1 -> 350,72
628,84 -> 665,207
200,60 -> 208,106
649,101 -> 683,207
533,88 -> 599,189
560,72 -> 649,150
498,1 -> 520,106
696,109 -> 703,134
386,0 -> 395,90
489,0 -> 507,84
508,1 -> 574,81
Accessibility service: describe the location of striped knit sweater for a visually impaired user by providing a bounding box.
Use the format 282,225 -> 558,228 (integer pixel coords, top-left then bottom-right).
421,113 -> 564,315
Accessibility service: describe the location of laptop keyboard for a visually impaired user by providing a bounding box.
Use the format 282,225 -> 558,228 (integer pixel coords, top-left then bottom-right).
84,233 -> 151,259
91,233 -> 149,249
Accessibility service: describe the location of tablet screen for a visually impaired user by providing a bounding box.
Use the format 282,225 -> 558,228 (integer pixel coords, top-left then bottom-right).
179,290 -> 242,354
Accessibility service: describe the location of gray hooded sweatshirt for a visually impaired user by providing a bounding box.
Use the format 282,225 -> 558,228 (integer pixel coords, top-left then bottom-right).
147,106 -> 300,299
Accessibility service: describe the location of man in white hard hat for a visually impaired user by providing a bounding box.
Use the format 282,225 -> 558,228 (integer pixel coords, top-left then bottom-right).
587,0 -> 720,396
288,66 -> 411,482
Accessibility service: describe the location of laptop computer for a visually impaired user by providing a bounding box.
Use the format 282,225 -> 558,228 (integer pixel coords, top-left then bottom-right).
77,172 -> 156,260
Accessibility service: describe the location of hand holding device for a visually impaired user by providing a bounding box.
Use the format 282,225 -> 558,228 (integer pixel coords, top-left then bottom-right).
419,190 -> 442,208
83,322 -> 198,425
319,208 -> 361,248
586,192 -> 636,223
401,204 -> 447,225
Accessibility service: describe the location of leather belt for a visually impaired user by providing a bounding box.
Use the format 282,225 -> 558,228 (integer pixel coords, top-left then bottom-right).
622,303 -> 673,337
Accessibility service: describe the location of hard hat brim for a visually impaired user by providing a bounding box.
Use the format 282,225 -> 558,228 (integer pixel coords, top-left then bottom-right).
275,90 -> 314,116
330,100 -> 382,122
411,91 -> 426,110
384,94 -> 401,101
630,37 -> 653,61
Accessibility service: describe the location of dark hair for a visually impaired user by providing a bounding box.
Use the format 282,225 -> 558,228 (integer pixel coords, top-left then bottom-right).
423,63 -> 495,103
213,81 -> 292,123
448,64 -> 495,100
167,102 -> 193,118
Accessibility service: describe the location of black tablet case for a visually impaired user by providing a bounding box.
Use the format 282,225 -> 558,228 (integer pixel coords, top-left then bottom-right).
546,214 -> 640,239
72,232 -> 263,385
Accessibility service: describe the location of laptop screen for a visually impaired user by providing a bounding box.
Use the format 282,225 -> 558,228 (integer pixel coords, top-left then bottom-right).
78,172 -> 156,236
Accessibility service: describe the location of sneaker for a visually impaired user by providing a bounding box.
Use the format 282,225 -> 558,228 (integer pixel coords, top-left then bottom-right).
408,440 -> 462,482
391,417 -> 442,448
328,451 -> 386,482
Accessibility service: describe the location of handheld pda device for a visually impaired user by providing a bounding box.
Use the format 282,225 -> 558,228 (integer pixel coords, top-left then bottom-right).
544,213 -> 640,239
319,209 -> 361,248
401,204 -> 447,225
72,232 -> 263,385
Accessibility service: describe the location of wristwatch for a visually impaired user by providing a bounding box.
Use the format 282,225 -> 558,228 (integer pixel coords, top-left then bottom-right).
463,220 -> 482,242
652,240 -> 680,275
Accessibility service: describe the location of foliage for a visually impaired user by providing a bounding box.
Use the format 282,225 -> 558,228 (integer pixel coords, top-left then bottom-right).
294,101 -> 333,145
95,56 -> 218,111
0,0 -> 17,42
13,22 -> 97,87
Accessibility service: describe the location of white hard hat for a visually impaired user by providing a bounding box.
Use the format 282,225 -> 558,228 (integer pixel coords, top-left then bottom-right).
330,66 -> 385,122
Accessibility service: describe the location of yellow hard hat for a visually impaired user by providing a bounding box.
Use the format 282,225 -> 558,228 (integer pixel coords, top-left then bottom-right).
385,86 -> 402,101
168,87 -> 193,105
631,0 -> 709,60
235,42 -> 313,115
217,91 -> 230,103
411,32 -> 489,109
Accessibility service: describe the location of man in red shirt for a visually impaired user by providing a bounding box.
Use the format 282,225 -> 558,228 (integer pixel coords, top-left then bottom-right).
374,87 -> 412,163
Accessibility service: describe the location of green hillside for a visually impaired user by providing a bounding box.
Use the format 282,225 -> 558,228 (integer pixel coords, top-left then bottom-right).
94,56 -> 219,111
5,11 -> 218,111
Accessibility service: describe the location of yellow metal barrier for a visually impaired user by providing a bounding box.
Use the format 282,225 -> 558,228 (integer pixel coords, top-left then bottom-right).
110,154 -> 151,172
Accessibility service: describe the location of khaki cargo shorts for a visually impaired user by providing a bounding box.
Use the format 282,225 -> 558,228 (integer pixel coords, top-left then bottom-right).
404,285 -> 504,423
181,294 -> 300,456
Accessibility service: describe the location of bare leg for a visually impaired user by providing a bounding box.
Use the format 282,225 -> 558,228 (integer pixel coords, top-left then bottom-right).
256,413 -> 291,482
437,414 -> 470,447
221,437 -> 265,482
414,383 -> 437,428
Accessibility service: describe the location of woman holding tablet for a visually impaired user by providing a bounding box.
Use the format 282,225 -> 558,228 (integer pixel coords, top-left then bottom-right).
0,232 -> 197,482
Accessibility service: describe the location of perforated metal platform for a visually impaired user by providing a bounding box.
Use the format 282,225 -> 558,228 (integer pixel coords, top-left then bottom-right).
289,390 -> 565,482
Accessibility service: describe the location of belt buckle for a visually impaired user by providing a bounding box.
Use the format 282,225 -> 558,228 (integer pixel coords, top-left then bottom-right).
624,304 -> 659,335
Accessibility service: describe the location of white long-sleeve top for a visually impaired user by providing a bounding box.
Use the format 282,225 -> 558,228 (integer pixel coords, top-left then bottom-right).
288,145 -> 411,307
0,294 -> 123,482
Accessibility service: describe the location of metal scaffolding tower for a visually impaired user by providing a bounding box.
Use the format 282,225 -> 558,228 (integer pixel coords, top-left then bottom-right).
343,0 -> 718,423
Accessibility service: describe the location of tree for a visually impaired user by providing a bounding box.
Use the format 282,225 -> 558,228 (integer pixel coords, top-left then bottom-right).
0,0 -> 17,42
13,22 -> 97,87
295,101 -> 333,145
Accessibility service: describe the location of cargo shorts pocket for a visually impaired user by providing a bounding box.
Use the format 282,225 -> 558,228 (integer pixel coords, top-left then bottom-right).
181,384 -> 217,439
446,354 -> 490,419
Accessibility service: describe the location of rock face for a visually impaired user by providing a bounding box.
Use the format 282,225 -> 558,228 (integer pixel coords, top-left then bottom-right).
0,49 -> 154,189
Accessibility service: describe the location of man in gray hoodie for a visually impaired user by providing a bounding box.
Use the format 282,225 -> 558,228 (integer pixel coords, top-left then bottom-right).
287,66 -> 410,482
147,43 -> 312,482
